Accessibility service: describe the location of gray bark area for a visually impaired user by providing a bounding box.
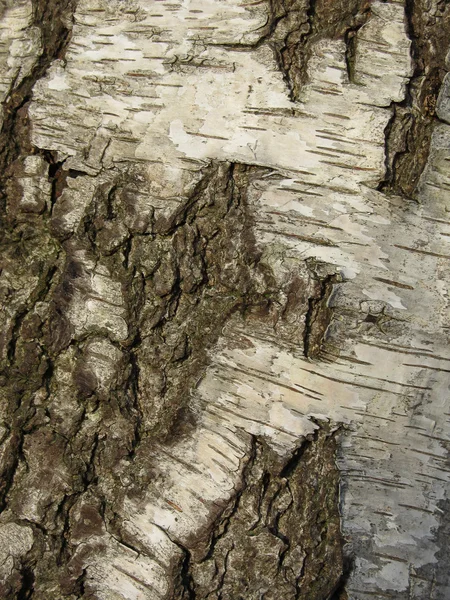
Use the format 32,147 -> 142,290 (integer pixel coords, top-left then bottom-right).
0,1 -> 449,599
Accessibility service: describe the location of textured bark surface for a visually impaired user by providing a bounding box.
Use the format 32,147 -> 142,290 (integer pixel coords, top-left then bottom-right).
0,1 -> 449,599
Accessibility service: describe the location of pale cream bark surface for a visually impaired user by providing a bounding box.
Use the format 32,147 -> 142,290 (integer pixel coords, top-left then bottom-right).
0,1 -> 449,599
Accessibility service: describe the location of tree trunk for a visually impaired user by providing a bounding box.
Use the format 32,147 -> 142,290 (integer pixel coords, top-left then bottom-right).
0,1 -> 449,598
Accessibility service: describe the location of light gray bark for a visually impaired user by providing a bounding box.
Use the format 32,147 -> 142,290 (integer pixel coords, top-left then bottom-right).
0,1 -> 449,599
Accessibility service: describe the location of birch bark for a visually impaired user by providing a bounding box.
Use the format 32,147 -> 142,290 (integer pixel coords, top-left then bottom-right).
0,1 -> 449,599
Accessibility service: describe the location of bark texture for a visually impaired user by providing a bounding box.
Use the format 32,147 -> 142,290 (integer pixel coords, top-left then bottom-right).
0,1 -> 449,599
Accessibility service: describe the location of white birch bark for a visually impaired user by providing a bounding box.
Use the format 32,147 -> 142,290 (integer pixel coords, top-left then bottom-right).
0,1 -> 449,599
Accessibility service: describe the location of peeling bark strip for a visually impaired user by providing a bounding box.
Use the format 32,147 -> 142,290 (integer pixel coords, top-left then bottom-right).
0,0 -> 450,599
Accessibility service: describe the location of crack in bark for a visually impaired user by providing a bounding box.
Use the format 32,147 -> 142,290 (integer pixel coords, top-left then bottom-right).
186,425 -> 345,600
199,0 -> 371,101
343,3 -> 371,85
269,0 -> 371,100
379,0 -> 450,198
303,263 -> 342,360
0,0 -> 78,216
197,435 -> 259,567
328,553 -> 355,600
16,564 -> 35,600
178,545 -> 197,600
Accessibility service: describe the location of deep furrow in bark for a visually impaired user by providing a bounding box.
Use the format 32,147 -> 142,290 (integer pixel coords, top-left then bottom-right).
379,0 -> 450,198
186,425 -> 344,600
0,0 -> 78,216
